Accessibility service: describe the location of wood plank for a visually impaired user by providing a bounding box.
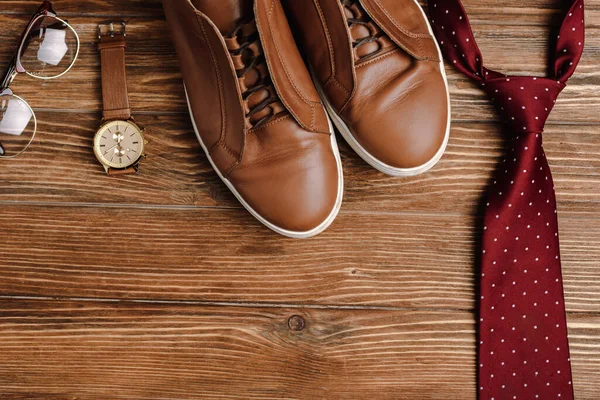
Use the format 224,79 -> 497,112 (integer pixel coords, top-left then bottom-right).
2,0 -> 599,17
0,205 -> 599,313
0,1 -> 597,396
0,15 -> 180,113
0,113 -> 226,207
421,0 -> 600,14
0,0 -> 164,17
1,113 -> 598,215
0,10 -> 598,122
444,20 -> 600,123
0,299 -> 598,399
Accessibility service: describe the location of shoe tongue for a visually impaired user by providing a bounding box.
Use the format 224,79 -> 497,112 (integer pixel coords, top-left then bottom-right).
190,0 -> 254,34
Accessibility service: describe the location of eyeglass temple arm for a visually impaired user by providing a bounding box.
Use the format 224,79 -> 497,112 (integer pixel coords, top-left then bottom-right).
1,1 -> 55,91
37,1 -> 55,16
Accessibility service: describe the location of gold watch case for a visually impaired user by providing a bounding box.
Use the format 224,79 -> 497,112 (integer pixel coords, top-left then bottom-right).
93,119 -> 147,171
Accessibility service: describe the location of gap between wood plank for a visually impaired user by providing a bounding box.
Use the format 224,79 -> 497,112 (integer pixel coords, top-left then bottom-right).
0,295 -> 597,317
0,200 -> 598,218
20,108 -> 600,126
0,294 -> 470,312
0,11 -> 165,18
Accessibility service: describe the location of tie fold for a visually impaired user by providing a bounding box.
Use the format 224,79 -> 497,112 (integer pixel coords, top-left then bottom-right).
482,77 -> 565,134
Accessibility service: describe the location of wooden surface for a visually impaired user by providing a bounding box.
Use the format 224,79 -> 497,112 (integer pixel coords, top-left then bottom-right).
0,0 -> 599,398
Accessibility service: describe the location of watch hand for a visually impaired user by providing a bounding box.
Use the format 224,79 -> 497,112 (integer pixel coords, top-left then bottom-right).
103,143 -> 118,155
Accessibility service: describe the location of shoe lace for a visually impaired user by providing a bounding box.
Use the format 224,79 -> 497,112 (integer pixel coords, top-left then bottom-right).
341,0 -> 396,61
225,21 -> 285,128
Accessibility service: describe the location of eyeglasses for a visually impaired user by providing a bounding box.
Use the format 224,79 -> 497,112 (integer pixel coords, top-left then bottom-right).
0,1 -> 80,158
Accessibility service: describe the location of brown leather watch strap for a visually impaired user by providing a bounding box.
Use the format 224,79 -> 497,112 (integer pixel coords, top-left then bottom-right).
107,166 -> 138,176
98,24 -> 131,121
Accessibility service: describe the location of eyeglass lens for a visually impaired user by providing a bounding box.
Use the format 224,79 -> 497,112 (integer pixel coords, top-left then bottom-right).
0,94 -> 36,157
19,15 -> 79,79
0,14 -> 79,157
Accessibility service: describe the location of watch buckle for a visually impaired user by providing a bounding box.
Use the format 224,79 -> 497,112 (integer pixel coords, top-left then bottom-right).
98,22 -> 126,39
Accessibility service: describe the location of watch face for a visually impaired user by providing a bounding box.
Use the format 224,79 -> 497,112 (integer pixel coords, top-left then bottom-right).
94,120 -> 144,169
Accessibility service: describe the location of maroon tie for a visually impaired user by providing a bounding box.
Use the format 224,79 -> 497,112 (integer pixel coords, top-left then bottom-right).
427,1 -> 585,399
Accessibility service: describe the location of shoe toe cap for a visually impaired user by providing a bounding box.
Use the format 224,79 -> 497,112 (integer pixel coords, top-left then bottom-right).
352,63 -> 450,170
229,130 -> 342,237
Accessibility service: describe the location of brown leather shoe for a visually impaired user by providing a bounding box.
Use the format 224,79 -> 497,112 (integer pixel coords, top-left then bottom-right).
162,0 -> 344,238
284,0 -> 451,176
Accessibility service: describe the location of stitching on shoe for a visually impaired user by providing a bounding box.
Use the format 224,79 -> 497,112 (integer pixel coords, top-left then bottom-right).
263,5 -> 321,107
367,0 -> 437,61
249,114 -> 291,133
325,76 -> 351,97
197,16 -> 230,154
219,141 -> 238,159
315,0 -> 353,114
372,0 -> 431,39
256,1 -> 326,133
187,1 -> 242,174
213,141 -> 239,178
313,0 -> 336,77
355,48 -> 400,69
224,158 -> 240,176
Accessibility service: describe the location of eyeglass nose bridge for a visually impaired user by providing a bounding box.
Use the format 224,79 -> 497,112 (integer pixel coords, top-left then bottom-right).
1,67 -> 18,90
0,89 -> 12,157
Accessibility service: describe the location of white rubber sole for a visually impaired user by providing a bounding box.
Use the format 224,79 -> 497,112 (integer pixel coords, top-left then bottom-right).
314,1 -> 451,177
184,87 -> 344,239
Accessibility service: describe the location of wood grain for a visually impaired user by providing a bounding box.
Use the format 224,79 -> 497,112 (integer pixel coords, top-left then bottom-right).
0,205 -> 599,313
2,0 -> 599,17
0,0 -> 599,397
0,8 -> 597,122
0,299 -> 598,399
0,113 -> 599,214
0,0 -> 165,17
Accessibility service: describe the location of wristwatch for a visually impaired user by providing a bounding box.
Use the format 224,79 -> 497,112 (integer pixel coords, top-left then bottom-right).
93,22 -> 146,176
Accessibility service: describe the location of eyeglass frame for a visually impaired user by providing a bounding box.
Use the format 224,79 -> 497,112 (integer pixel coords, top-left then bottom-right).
0,0 -> 80,158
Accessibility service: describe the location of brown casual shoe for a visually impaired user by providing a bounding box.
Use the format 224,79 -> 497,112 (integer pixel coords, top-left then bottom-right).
284,0 -> 451,176
162,0 -> 344,238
